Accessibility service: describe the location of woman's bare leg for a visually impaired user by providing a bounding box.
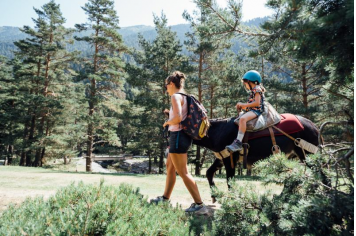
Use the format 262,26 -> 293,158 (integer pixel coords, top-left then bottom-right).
170,153 -> 202,203
163,153 -> 176,199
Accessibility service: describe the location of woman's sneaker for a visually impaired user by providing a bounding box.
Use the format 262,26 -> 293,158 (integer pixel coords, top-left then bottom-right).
150,196 -> 169,204
185,203 -> 209,215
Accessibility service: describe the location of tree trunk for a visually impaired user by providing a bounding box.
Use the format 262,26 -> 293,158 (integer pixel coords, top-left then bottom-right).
40,119 -> 50,166
194,52 -> 204,176
86,97 -> 95,172
7,145 -> 13,165
40,148 -> 45,166
20,152 -> 26,166
159,142 -> 164,174
148,150 -> 151,174
261,57 -> 264,79
35,33 -> 52,167
34,149 -> 42,167
195,146 -> 201,175
26,151 -> 33,167
86,26 -> 100,172
26,114 -> 37,166
20,108 -> 32,166
210,86 -> 214,118
86,121 -> 93,172
301,63 -> 308,109
34,116 -> 46,166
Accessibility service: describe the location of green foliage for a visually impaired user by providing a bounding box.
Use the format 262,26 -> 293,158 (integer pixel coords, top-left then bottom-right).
212,154 -> 354,235
0,181 -> 192,235
2,0 -> 81,166
258,0 -> 354,125
74,0 -> 129,171
125,13 -> 187,171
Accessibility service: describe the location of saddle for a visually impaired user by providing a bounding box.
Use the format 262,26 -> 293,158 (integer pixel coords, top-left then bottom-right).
235,101 -> 281,132
213,114 -> 305,169
248,114 -> 304,140
239,114 -> 304,168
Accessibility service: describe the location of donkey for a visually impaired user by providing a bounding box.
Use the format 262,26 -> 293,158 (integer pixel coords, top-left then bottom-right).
192,114 -> 320,201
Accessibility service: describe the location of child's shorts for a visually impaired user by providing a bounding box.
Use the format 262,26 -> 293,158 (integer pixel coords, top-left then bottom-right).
169,130 -> 192,154
251,109 -> 263,117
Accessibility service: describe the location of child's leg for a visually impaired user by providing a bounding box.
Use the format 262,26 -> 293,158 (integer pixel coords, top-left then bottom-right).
238,111 -> 257,135
226,111 -> 257,152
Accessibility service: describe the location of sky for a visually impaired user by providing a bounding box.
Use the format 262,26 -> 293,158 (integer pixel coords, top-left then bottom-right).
0,0 -> 273,28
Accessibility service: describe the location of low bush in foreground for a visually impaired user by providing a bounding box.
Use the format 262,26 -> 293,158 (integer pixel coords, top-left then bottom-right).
0,181 -> 193,235
212,154 -> 354,236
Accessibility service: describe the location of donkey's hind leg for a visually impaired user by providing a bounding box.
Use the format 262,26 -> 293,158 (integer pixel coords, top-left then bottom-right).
206,158 -> 223,203
222,155 -> 237,189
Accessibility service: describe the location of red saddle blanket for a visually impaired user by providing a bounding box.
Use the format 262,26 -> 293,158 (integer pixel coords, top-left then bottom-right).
248,113 -> 304,140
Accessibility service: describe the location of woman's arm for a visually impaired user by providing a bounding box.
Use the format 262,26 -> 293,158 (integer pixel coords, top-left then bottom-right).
163,94 -> 183,127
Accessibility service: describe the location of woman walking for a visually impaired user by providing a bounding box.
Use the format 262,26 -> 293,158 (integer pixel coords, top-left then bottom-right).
150,71 -> 208,215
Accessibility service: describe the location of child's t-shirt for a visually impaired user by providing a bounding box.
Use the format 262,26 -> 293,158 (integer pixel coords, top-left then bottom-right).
244,85 -> 264,113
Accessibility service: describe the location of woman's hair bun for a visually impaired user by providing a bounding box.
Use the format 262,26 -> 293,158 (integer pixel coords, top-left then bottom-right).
166,71 -> 186,89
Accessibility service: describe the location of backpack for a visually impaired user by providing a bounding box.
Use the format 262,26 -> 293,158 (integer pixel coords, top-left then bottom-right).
178,93 -> 210,140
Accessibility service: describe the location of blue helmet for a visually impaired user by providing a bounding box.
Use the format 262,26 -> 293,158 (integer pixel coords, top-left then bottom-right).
243,70 -> 262,84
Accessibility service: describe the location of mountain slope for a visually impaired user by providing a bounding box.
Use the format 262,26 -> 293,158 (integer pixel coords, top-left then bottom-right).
0,17 -> 268,58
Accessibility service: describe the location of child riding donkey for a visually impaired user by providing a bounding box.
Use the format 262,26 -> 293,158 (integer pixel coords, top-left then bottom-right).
226,70 -> 266,153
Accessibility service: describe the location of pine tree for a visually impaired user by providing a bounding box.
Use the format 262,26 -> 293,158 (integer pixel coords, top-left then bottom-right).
0,56 -> 18,165
11,0 -> 77,166
256,0 -> 353,134
75,0 -> 127,172
183,1 -> 241,174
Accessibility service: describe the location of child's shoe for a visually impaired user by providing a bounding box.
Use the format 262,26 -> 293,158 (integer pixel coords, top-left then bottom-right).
226,139 -> 243,152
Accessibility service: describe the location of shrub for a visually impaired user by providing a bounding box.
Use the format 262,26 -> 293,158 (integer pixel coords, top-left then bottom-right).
0,180 -> 192,235
212,153 -> 354,235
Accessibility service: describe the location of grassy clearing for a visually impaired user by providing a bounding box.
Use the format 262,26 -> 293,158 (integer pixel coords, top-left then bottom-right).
0,164 -> 283,214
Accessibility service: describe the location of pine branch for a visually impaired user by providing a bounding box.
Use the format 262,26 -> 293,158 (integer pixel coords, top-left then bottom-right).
308,95 -> 323,103
333,147 -> 354,166
318,121 -> 351,147
201,1 -> 270,37
322,88 -> 353,102
306,88 -> 321,96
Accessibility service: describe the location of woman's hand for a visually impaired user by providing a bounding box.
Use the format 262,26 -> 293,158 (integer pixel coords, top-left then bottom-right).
163,121 -> 169,128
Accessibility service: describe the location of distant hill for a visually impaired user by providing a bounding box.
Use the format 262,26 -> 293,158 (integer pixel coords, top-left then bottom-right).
0,17 -> 268,58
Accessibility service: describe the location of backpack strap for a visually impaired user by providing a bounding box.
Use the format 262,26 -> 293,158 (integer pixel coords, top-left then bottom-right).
174,93 -> 190,129
175,92 -> 190,112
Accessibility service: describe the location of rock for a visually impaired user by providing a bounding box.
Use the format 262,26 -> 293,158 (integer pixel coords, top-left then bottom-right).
110,159 -> 159,174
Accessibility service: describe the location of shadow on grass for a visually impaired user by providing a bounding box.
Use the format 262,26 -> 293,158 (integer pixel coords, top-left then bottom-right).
188,211 -> 215,235
196,173 -> 262,181
4,165 -> 154,178
41,170 -> 154,178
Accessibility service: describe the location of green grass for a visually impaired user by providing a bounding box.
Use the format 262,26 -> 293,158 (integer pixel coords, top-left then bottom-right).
0,165 -> 283,214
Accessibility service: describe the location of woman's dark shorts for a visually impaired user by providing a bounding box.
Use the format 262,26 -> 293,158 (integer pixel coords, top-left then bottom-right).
169,130 -> 192,154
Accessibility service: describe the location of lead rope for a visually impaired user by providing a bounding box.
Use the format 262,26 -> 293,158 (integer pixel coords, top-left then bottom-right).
230,152 -> 234,169
272,125 -> 307,158
268,127 -> 281,154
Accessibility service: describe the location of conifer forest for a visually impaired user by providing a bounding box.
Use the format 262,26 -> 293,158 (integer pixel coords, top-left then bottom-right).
0,0 -> 354,234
